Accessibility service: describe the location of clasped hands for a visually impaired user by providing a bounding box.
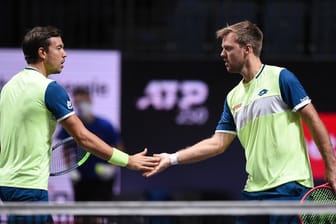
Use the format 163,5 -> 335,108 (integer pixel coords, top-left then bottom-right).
126,148 -> 171,177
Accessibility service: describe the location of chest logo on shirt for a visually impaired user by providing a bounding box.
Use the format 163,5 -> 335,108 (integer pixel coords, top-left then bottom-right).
67,100 -> 73,110
258,89 -> 268,96
232,103 -> 242,113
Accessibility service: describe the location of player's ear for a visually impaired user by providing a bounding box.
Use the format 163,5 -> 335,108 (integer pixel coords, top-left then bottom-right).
242,44 -> 253,55
37,47 -> 47,60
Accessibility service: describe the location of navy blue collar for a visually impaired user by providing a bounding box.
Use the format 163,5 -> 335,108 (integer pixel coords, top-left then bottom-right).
255,64 -> 265,79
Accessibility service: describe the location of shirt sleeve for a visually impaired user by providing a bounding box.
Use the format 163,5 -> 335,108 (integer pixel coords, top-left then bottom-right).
279,69 -> 311,112
45,81 -> 75,121
215,99 -> 237,134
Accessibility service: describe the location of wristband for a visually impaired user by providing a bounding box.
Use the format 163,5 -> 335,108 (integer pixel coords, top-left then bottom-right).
108,148 -> 129,167
169,153 -> 179,165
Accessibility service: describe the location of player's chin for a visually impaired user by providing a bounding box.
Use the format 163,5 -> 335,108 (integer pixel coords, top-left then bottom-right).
57,64 -> 64,72
225,64 -> 231,72
54,67 -> 63,74
225,66 -> 238,74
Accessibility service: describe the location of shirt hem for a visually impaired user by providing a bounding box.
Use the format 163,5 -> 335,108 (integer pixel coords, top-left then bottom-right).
292,99 -> 311,112
0,183 -> 48,191
57,111 -> 75,122
215,130 -> 237,135
243,177 -> 314,192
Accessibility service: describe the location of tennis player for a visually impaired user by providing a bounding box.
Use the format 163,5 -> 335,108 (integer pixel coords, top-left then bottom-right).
144,20 -> 336,224
0,26 -> 159,224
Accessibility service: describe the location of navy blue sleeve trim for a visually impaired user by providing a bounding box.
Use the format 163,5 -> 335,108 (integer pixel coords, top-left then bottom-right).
215,99 -> 236,133
45,81 -> 75,121
279,69 -> 310,110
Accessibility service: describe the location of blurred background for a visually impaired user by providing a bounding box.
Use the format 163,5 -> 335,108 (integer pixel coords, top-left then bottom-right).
1,0 -> 336,58
1,0 -> 336,213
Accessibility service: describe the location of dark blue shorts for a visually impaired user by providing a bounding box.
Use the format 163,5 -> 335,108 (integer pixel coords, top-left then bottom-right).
0,186 -> 53,224
235,181 -> 310,224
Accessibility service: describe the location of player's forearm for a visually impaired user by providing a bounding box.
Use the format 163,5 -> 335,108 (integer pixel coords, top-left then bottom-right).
61,115 -> 122,161
174,133 -> 233,164
176,139 -> 221,164
75,129 -> 130,167
75,129 -> 114,160
314,128 -> 335,168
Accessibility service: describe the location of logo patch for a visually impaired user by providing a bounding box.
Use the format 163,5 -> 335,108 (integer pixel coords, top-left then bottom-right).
258,89 -> 268,96
136,80 -> 209,125
232,103 -> 242,113
67,100 -> 73,110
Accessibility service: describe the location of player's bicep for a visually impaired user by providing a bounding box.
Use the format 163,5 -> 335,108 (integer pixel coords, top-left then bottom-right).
60,115 -> 88,140
298,103 -> 319,126
45,81 -> 75,121
213,132 -> 236,153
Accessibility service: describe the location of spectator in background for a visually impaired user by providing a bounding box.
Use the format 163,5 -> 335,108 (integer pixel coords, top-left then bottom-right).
56,86 -> 123,223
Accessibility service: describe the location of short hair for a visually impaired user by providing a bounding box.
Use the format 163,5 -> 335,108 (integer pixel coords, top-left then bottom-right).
22,26 -> 62,64
216,20 -> 263,57
72,86 -> 91,97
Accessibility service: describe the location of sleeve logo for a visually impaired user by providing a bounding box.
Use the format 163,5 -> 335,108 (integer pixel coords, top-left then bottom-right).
67,100 -> 73,110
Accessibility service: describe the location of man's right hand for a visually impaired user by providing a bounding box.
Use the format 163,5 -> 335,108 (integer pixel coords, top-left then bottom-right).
143,153 -> 171,177
126,148 -> 161,172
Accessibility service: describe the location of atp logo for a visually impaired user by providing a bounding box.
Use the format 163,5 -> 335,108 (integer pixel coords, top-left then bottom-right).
136,80 -> 209,125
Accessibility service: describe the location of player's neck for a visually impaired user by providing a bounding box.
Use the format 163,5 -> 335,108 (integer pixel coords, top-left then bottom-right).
241,58 -> 263,83
28,63 -> 48,77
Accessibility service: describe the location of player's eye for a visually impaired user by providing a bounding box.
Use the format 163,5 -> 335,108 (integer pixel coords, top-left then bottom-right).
225,46 -> 233,52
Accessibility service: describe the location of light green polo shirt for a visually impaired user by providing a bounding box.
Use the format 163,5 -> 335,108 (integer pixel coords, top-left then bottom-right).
216,64 -> 313,192
0,68 -> 74,190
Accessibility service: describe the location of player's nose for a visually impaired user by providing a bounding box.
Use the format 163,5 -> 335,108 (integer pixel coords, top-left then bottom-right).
220,49 -> 226,58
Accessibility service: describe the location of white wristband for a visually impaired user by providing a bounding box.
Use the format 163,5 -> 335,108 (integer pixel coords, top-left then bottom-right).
169,153 -> 178,165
